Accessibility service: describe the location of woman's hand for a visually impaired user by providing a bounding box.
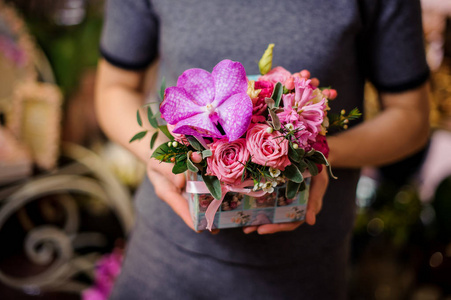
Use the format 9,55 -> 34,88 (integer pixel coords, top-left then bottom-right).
242,167 -> 329,235
146,158 -> 195,229
147,159 -> 221,234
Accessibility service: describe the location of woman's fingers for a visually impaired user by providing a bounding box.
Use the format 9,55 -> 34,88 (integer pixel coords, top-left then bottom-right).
306,168 -> 329,225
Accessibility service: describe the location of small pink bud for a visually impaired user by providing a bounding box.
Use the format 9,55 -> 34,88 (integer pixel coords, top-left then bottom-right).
310,78 -> 320,87
190,151 -> 203,163
284,77 -> 295,90
300,70 -> 311,78
329,89 -> 337,99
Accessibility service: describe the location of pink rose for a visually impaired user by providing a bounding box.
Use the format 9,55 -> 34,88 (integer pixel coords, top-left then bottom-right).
246,124 -> 291,170
251,80 -> 273,121
206,138 -> 250,184
259,66 -> 292,85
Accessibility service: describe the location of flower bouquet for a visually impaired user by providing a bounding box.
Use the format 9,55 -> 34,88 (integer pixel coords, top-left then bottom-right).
131,44 -> 360,231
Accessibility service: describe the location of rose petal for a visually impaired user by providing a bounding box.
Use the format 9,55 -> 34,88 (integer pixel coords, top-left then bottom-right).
160,87 -> 203,124
216,93 -> 252,141
177,68 -> 215,106
211,60 -> 248,107
173,113 -> 223,138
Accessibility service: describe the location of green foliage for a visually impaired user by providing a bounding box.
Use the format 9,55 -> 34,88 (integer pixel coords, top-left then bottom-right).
147,106 -> 159,129
186,151 -> 199,173
129,130 -> 147,143
158,125 -> 174,141
271,82 -> 283,107
286,180 -> 301,199
283,164 -> 304,183
150,131 -> 159,149
202,173 -> 222,200
186,136 -> 205,151
159,77 -> 166,101
137,110 -> 143,127
202,149 -> 213,159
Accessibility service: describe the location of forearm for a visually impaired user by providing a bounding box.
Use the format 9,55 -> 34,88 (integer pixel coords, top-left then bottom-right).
95,60 -> 162,163
328,83 -> 430,168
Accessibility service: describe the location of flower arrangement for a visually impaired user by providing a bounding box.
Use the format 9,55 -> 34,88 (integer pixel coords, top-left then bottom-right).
131,44 -> 360,230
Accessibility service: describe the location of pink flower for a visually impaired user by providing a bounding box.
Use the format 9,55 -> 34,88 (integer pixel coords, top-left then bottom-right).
310,134 -> 329,173
259,66 -> 292,85
160,60 -> 252,141
250,80 -> 273,123
246,124 -> 291,170
279,78 -> 326,143
206,138 -> 250,184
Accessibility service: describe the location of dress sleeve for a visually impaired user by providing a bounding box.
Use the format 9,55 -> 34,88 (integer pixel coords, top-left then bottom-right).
361,0 -> 430,93
100,0 -> 159,70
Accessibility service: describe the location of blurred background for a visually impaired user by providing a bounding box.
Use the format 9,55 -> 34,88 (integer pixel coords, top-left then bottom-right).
0,0 -> 450,299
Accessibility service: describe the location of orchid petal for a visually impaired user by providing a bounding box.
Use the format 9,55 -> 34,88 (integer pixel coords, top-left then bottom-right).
177,68 -> 215,106
173,113 -> 223,138
216,93 -> 253,141
211,60 -> 248,107
160,87 -> 203,124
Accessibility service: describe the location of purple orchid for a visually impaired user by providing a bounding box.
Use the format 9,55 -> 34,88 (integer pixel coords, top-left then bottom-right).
160,60 -> 253,141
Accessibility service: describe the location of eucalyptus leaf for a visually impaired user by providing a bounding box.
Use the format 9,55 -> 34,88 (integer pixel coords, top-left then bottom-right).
172,160 -> 188,174
305,159 -> 319,176
265,97 -> 275,109
136,110 -> 143,127
186,151 -> 199,173
129,130 -> 147,143
295,160 -> 308,173
288,144 -> 303,162
306,149 -> 316,157
202,149 -> 213,159
269,109 -> 281,130
271,82 -> 283,107
158,125 -> 174,141
283,164 -> 304,183
187,136 -> 204,151
159,77 -> 166,101
150,131 -> 159,149
286,180 -> 301,199
202,173 -> 222,200
308,150 -> 329,166
147,107 -> 159,129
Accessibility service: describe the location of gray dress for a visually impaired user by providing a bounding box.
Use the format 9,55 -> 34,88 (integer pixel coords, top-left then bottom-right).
100,0 -> 429,299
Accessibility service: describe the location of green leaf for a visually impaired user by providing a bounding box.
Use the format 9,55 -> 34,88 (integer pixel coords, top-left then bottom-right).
305,159 -> 319,176
147,106 -> 159,129
129,130 -> 147,143
158,125 -> 174,140
159,77 -> 166,101
150,131 -> 159,149
295,160 -> 308,173
151,143 -> 170,161
136,110 -> 143,127
186,151 -> 199,173
288,144 -> 304,162
186,136 -> 204,151
309,150 -> 329,166
283,164 -> 304,183
201,173 -> 222,200
271,82 -> 283,107
306,149 -> 316,157
286,180 -> 301,199
202,149 -> 213,159
172,160 -> 188,174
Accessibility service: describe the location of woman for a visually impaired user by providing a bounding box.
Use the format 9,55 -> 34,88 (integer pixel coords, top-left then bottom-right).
95,0 -> 429,299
